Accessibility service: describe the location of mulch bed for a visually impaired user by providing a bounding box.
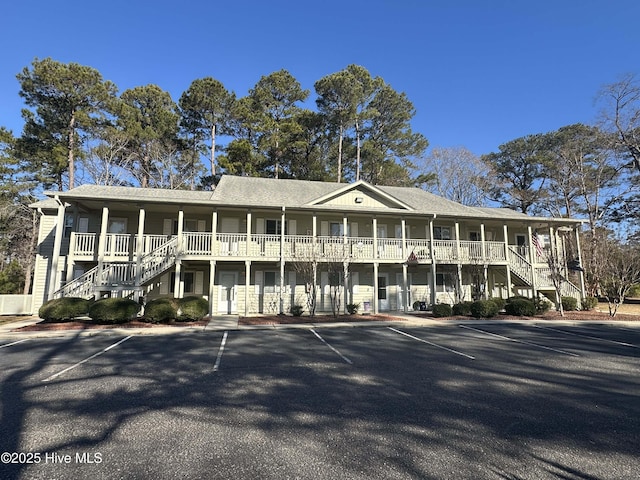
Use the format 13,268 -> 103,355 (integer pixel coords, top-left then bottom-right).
239,309 -> 640,325
238,314 -> 407,325
14,318 -> 208,332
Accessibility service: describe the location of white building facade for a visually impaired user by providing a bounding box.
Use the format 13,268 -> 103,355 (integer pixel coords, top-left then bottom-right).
31,176 -> 585,316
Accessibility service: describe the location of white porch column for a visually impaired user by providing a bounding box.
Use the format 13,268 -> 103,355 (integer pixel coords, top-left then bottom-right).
177,208 -> 184,253
343,214 -> 348,313
246,210 -> 252,256
279,206 -> 285,314
402,263 -> 408,312
454,221 -> 461,261
211,210 -> 218,256
173,260 -> 182,298
96,205 -> 110,293
480,223 -> 486,261
429,216 -> 437,306
245,260 -> 251,316
503,224 -> 512,297
574,227 -> 586,299
373,217 -> 378,260
47,199 -> 67,300
208,260 -> 216,316
373,262 -> 379,314
401,218 -> 407,259
527,225 -> 538,297
134,206 -> 146,300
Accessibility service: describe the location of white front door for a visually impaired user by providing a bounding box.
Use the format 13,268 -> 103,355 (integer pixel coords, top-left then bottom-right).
377,224 -> 387,257
218,272 -> 237,314
378,273 -> 389,311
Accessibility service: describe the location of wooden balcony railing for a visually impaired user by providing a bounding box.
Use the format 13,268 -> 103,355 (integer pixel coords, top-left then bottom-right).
70,232 -> 514,263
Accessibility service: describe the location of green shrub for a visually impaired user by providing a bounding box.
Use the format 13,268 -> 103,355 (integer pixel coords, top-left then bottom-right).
38,297 -> 92,322
470,300 -> 500,318
290,304 -> 304,316
488,297 -> 506,311
432,303 -> 453,317
561,296 -> 579,311
144,298 -> 177,323
452,301 -> 473,316
582,296 -> 598,311
88,298 -> 140,324
346,303 -> 360,315
535,297 -> 552,314
505,298 -> 536,316
177,296 -> 209,321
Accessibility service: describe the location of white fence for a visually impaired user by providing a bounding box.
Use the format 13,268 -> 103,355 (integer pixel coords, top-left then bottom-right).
0,295 -> 33,315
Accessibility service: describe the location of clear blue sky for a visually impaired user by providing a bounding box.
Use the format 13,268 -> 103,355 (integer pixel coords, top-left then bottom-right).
2,0 -> 639,156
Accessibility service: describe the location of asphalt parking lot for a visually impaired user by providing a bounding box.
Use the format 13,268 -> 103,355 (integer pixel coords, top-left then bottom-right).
1,322 -> 639,479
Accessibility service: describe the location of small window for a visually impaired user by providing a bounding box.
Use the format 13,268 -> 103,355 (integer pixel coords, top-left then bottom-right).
330,222 -> 350,237
433,226 -> 451,240
264,271 -> 277,293
108,218 -> 127,234
170,271 -> 195,294
436,272 -> 455,293
266,219 -> 286,235
64,215 -> 74,238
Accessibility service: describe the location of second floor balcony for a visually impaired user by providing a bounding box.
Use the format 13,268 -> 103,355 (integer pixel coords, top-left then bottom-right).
69,232 -> 527,265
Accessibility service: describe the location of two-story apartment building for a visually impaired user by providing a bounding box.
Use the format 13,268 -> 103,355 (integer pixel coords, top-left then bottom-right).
30,176 -> 585,316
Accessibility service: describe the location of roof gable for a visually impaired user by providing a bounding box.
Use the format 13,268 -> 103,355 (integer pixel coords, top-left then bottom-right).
306,180 -> 413,210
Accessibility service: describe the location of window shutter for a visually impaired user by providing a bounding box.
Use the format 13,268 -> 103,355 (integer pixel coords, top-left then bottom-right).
163,219 -> 173,235
351,272 -> 359,294
256,218 -> 264,234
195,271 -> 204,294
160,273 -> 169,294
288,219 -> 297,235
320,221 -> 329,236
78,217 -> 89,233
289,271 -> 296,293
255,270 -> 263,295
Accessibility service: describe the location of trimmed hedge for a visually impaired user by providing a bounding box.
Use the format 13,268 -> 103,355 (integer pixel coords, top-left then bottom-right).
177,296 -> 209,321
488,297 -> 506,311
470,300 -> 500,318
505,298 -> 536,316
561,296 -> 579,311
452,301 -> 473,316
432,303 -> 453,318
88,298 -> 140,324
535,297 -> 552,314
38,297 -> 92,322
144,298 -> 177,323
582,296 -> 598,311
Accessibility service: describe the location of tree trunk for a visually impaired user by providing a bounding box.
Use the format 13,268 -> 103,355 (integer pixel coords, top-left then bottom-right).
210,124 -> 216,177
337,125 -> 343,183
68,113 -> 76,190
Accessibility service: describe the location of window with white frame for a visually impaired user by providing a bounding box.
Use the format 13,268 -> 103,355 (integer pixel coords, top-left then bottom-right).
436,272 -> 455,293
108,218 -> 127,234
433,226 -> 451,240
263,271 -> 278,293
266,219 -> 286,235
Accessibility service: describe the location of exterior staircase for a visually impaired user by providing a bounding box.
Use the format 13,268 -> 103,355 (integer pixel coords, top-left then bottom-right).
506,246 -> 582,302
54,236 -> 178,299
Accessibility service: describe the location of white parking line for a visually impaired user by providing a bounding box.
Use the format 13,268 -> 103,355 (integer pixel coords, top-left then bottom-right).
534,324 -> 640,349
388,327 -> 475,359
42,336 -> 133,382
460,325 -> 579,357
0,339 -> 28,349
311,329 -> 353,364
213,331 -> 228,372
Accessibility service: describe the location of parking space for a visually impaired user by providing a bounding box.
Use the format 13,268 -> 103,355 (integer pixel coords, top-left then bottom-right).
1,322 -> 639,479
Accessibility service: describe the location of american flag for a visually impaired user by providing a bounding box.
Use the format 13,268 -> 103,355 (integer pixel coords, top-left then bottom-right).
532,231 -> 543,257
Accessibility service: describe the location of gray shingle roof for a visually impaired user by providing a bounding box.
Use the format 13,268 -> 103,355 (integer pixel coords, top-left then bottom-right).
41,176 -> 581,224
